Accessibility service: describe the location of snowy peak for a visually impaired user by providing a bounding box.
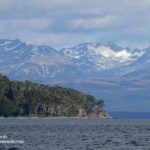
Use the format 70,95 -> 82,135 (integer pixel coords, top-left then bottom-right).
61,42 -> 142,59
0,39 -> 149,80
0,39 -> 22,47
61,42 -> 144,60
60,42 -> 145,72
0,39 -> 73,79
0,39 -> 27,52
0,39 -> 12,46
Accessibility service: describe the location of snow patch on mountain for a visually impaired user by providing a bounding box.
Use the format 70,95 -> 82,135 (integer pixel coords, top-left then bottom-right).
4,43 -> 21,51
88,45 -> 132,60
133,50 -> 145,57
0,40 -> 12,46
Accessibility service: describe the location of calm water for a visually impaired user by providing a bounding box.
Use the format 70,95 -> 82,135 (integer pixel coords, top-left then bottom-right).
0,118 -> 150,150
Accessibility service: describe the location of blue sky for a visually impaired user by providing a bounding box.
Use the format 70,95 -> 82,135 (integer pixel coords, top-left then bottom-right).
0,0 -> 150,48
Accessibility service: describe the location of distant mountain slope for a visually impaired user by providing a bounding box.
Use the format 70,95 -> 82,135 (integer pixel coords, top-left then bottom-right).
0,39 -> 78,79
123,48 -> 150,79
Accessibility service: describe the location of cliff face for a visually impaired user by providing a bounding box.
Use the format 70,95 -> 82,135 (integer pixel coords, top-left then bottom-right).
0,74 -> 110,118
77,108 -> 111,118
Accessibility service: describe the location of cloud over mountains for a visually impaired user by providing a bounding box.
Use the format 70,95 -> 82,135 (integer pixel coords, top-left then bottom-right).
0,0 -> 150,48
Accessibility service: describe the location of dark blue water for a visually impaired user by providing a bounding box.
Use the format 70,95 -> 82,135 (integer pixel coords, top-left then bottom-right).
0,118 -> 150,150
109,111 -> 150,119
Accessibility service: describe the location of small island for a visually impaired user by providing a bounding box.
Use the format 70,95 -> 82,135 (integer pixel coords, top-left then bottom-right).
0,74 -> 110,118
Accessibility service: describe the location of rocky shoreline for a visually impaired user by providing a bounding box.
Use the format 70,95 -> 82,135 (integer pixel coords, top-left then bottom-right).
0,112 -> 111,119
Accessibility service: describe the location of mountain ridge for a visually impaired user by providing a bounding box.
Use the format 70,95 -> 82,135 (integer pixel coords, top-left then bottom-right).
0,38 -> 147,79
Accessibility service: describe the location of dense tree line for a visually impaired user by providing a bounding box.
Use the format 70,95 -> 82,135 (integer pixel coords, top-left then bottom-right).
0,74 -> 107,117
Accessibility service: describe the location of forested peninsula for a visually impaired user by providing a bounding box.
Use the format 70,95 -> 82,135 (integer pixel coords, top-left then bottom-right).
0,74 -> 110,118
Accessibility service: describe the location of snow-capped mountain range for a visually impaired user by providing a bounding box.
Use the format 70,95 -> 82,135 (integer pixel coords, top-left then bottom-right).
0,39 -> 148,80
0,38 -> 150,111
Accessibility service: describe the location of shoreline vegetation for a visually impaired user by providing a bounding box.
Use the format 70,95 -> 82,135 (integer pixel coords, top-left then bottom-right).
0,74 -> 110,119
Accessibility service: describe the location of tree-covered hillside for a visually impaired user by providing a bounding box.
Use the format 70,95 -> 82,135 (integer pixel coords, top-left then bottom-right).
0,74 -> 109,118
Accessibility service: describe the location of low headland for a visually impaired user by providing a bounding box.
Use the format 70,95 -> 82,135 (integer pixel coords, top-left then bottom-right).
0,74 -> 110,119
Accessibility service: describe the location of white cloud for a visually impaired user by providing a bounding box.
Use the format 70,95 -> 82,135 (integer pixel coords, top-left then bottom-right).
0,0 -> 150,48
0,19 -> 52,32
69,15 -> 118,30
